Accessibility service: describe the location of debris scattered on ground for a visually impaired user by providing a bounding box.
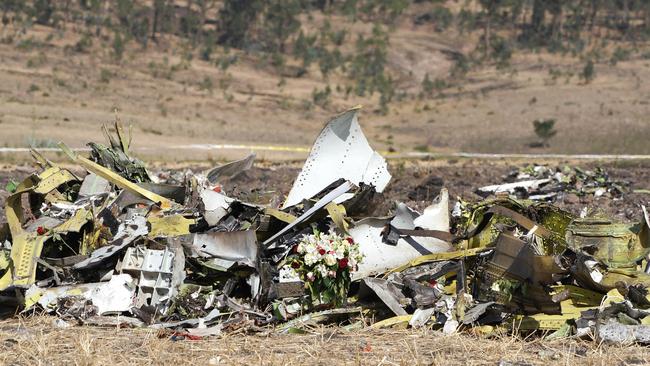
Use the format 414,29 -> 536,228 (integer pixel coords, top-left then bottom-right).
1,107 -> 650,345
478,164 -> 629,202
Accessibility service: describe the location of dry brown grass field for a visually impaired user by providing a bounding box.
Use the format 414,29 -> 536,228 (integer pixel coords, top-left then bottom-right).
2,315 -> 650,365
0,12 -> 650,164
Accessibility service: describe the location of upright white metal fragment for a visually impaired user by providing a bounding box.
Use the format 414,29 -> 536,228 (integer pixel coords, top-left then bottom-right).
200,188 -> 235,226
282,107 -> 391,208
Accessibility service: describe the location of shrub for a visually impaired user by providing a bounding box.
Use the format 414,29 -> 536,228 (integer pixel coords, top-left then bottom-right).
581,59 -> 595,83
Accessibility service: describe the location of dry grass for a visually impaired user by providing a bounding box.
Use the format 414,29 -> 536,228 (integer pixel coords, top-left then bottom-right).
0,315 -> 649,365
1,22 -> 650,165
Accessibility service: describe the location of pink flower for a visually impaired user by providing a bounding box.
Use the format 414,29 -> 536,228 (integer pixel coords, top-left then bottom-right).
306,272 -> 315,282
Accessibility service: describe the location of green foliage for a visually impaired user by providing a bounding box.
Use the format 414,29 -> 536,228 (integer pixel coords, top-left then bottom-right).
533,118 -> 557,146
318,49 -> 343,78
293,31 -> 319,67
5,180 -> 18,194
73,33 -> 93,53
415,6 -> 453,32
99,68 -> 112,83
215,54 -> 238,71
360,0 -> 409,22
349,24 -> 390,96
610,47 -> 631,66
431,6 -> 453,31
262,0 -> 302,52
491,279 -> 525,302
199,76 -> 213,92
491,36 -> 512,69
270,51 -> 285,68
312,85 -> 331,107
218,0 -> 263,48
32,0 -> 55,26
582,59 -> 595,83
112,31 -> 125,61
16,37 -> 43,51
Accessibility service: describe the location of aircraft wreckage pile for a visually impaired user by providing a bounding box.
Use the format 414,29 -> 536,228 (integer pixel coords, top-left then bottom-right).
2,107 -> 650,344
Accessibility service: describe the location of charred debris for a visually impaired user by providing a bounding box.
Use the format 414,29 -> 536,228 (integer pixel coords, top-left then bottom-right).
2,106 -> 650,344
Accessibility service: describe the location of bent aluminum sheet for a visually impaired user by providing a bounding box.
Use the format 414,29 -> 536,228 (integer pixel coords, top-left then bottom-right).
206,153 -> 255,184
189,230 -> 258,268
360,278 -> 408,316
200,188 -> 235,226
351,189 -> 453,280
478,179 -> 551,195
282,107 -> 391,208
27,274 -> 136,315
264,181 -> 353,246
73,216 -> 149,269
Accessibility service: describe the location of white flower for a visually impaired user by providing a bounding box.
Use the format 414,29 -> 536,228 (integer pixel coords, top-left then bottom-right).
324,254 -> 337,266
348,256 -> 357,269
306,272 -> 315,282
334,246 -> 345,259
304,253 -> 318,266
328,270 -> 337,278
315,264 -> 328,277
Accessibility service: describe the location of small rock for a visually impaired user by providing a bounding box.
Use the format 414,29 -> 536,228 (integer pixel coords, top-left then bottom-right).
564,193 -> 579,204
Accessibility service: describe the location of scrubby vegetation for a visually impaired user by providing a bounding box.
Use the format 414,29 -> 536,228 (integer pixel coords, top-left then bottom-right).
2,1 -> 649,113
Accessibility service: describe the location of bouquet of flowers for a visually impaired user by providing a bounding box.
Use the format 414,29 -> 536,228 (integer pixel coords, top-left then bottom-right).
282,229 -> 363,307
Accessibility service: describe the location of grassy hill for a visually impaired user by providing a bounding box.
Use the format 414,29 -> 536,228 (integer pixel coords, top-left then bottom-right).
0,1 -> 649,162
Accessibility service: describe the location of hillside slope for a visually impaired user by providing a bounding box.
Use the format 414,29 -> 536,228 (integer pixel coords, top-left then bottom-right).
0,2 -> 649,162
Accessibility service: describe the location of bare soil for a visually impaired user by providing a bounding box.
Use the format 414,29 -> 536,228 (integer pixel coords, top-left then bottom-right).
2,157 -> 650,224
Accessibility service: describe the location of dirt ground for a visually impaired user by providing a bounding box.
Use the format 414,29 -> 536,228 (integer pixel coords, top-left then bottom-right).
3,157 -> 649,221
1,315 -> 650,365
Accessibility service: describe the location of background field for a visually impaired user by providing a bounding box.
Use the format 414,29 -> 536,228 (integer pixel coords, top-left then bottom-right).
0,1 -> 649,163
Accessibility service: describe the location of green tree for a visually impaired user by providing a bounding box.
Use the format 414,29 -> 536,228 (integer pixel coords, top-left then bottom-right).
262,0 -> 302,52
582,59 -> 595,83
218,0 -> 263,49
112,31 -> 125,61
478,0 -> 505,58
533,119 -> 557,147
33,0 -> 55,25
349,24 -> 390,96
